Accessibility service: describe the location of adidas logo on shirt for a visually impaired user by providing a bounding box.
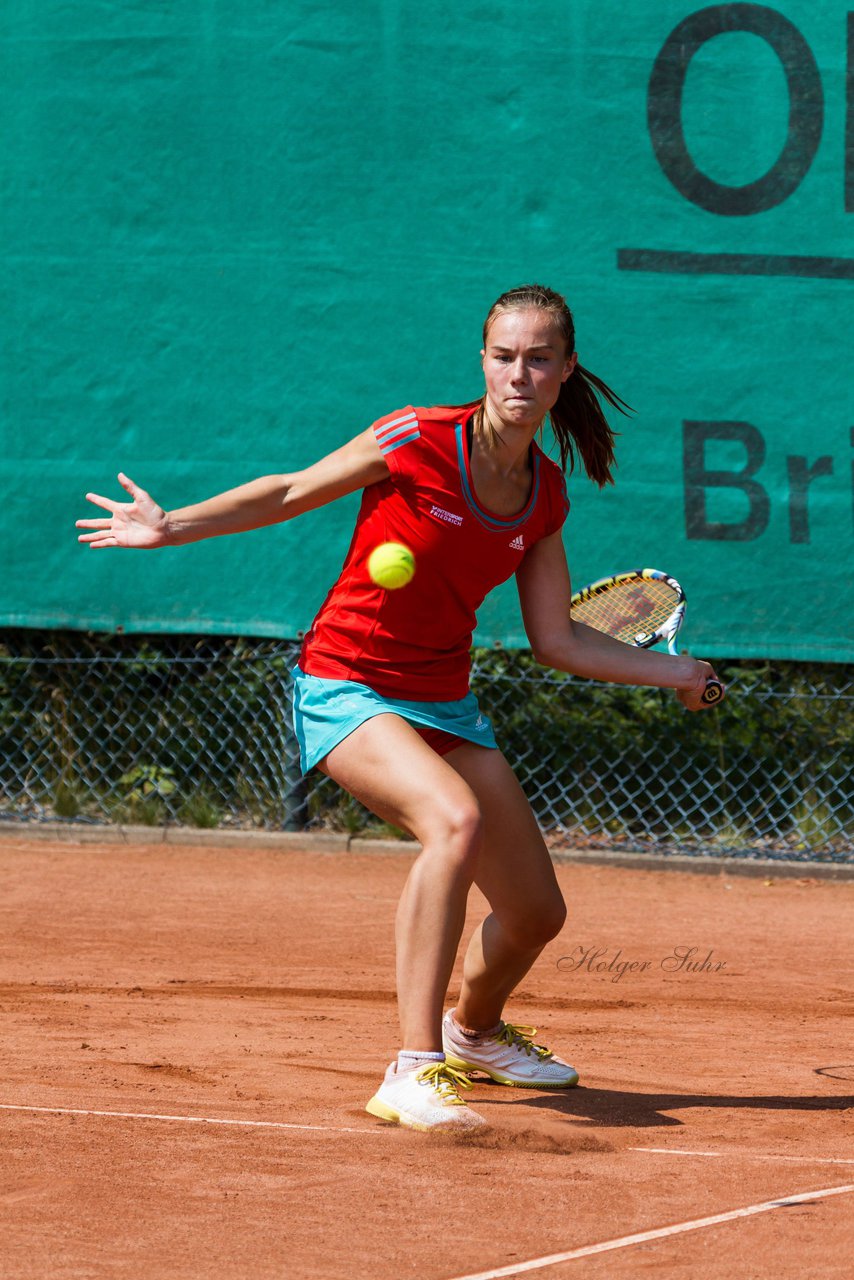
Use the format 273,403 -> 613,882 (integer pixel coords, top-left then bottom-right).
509,534 -> 525,551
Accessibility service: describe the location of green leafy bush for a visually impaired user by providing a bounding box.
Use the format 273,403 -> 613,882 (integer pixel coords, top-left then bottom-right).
1,631 -> 851,858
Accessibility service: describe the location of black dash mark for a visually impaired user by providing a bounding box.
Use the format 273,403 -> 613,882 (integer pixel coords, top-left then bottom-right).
618,249 -> 854,280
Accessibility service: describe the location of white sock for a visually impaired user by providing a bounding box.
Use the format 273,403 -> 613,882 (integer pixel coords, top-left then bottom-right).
450,1010 -> 502,1041
397,1050 -> 445,1071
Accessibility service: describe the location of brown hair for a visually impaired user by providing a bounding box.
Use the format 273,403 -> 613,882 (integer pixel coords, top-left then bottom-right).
482,283 -> 631,487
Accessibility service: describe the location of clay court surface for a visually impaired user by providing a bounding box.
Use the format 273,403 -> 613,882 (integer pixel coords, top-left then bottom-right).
1,835 -> 852,1278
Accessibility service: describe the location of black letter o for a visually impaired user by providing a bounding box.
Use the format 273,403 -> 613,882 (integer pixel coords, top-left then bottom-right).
648,4 -> 824,215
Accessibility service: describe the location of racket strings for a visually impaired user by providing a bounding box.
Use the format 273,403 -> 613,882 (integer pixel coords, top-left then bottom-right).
571,579 -> 680,645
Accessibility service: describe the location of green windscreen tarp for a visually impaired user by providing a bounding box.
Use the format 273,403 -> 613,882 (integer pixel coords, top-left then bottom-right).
3,2 -> 852,659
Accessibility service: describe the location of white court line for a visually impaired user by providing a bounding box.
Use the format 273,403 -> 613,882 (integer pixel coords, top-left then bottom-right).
443,1184 -> 854,1280
5,1108 -> 851,1167
632,1146 -> 854,1167
0,1102 -> 384,1136
4,1107 -> 851,1164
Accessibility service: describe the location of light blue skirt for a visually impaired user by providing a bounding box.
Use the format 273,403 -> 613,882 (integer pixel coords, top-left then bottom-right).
291,666 -> 498,773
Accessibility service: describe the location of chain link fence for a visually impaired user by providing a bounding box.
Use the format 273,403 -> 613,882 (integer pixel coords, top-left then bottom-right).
1,630 -> 851,863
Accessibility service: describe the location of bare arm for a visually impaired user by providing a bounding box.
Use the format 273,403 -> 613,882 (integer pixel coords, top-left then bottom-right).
516,532 -> 720,711
76,428 -> 389,549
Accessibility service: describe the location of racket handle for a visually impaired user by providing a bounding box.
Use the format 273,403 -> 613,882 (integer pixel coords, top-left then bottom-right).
701,677 -> 725,706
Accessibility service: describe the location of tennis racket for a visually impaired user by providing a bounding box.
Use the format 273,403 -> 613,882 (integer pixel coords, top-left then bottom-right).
570,568 -> 724,706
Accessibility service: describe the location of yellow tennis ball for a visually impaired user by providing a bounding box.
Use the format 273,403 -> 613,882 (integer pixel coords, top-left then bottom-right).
368,542 -> 415,590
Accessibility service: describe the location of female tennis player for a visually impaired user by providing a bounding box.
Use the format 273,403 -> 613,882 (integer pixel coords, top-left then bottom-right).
77,283 -> 721,1132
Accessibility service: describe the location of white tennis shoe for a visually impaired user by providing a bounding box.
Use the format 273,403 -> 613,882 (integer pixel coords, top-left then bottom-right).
443,1010 -> 579,1088
365,1058 -> 487,1131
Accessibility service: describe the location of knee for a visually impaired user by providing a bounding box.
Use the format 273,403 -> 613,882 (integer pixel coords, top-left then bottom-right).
542,895 -> 569,943
503,893 -> 567,952
428,799 -> 484,874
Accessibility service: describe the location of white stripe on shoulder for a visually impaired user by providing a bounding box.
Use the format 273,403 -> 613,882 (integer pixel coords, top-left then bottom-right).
375,411 -> 421,453
381,429 -> 421,455
375,411 -> 418,439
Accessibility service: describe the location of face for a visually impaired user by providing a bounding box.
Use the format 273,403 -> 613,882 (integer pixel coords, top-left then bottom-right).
481,308 -> 577,430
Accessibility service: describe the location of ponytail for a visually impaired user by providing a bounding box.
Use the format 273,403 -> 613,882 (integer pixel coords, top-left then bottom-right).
550,363 -> 630,488
482,284 -> 632,488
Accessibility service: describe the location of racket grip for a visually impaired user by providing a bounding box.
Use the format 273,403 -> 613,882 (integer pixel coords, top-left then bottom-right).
701,677 -> 725,706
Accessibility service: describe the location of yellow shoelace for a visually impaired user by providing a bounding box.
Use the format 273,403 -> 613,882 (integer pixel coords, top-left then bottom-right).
496,1023 -> 553,1061
416,1062 -> 476,1105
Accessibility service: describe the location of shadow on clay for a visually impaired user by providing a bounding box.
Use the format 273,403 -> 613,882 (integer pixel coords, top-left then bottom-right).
484,1084 -> 854,1128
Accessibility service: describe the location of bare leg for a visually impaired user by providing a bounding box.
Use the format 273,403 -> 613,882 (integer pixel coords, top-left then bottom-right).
320,715 -> 484,1051
443,745 -> 567,1031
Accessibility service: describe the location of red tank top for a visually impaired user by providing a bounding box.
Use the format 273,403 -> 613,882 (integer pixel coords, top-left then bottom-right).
298,403 -> 570,700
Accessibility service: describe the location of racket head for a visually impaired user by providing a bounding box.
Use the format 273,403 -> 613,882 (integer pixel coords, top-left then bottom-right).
570,569 -> 686,650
